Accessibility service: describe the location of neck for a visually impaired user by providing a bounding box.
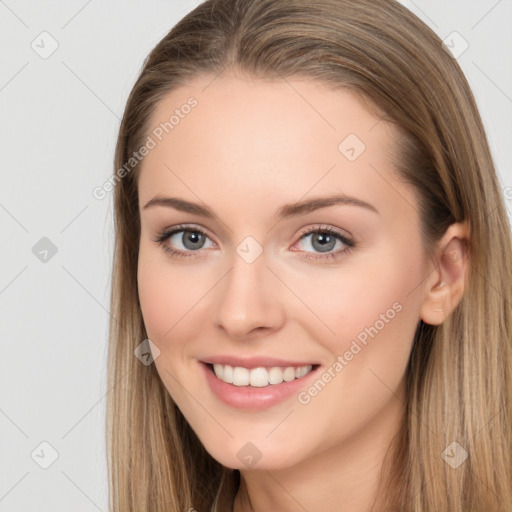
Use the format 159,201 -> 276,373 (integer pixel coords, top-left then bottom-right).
233,382 -> 406,512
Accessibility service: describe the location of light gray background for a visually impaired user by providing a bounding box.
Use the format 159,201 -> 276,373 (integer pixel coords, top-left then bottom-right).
0,0 -> 511,510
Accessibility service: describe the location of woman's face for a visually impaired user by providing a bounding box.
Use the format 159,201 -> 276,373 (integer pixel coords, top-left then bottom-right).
137,72 -> 432,470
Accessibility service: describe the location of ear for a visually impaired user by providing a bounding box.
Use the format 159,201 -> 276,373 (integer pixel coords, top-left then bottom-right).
420,222 -> 471,326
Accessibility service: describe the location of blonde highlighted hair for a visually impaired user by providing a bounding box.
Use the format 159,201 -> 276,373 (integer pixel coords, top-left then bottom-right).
106,0 -> 512,510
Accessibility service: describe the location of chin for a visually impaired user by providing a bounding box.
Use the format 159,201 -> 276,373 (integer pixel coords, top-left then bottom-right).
199,436 -> 304,471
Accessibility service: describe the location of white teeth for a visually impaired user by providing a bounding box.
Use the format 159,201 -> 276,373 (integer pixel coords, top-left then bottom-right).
232,367 -> 249,386
212,364 -> 313,387
296,366 -> 310,378
268,367 -> 283,385
249,367 -> 268,387
213,364 -> 223,379
223,364 -> 233,384
283,367 -> 296,382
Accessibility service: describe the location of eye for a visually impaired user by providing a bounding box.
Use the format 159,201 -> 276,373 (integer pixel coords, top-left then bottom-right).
292,225 -> 355,261
153,223 -> 356,261
153,224 -> 215,258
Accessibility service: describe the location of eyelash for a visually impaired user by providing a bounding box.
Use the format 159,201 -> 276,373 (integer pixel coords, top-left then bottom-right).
153,223 -> 356,261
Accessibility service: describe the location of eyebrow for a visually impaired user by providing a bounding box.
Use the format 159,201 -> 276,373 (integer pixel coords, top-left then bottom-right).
143,194 -> 379,218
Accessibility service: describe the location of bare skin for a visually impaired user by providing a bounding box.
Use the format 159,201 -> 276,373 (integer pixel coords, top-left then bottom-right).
136,70 -> 469,512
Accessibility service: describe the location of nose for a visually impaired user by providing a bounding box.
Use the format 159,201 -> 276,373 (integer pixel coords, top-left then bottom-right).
213,249 -> 286,340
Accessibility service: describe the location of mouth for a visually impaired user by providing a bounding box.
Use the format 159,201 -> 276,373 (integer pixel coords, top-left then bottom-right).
207,362 -> 318,387
199,357 -> 321,410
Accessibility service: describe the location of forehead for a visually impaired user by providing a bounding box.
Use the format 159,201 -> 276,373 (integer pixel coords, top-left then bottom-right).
137,72 -> 408,220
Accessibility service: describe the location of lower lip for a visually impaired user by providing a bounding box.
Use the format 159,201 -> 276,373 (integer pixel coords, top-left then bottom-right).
200,362 -> 319,411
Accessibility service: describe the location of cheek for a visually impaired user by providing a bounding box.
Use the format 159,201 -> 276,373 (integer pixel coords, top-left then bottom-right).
137,242 -> 222,381
280,245 -> 423,354
281,242 -> 425,428
284,264 -> 421,452
137,244 -> 203,406
137,251 -> 173,341
138,242 -> 201,342
327,243 -> 424,385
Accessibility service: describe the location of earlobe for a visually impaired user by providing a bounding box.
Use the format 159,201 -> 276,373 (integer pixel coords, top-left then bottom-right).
420,222 -> 470,326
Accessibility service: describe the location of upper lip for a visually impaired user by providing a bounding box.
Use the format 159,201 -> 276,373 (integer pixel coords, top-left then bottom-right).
201,355 -> 319,369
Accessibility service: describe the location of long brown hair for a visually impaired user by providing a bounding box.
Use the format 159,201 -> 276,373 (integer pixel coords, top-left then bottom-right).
106,0 -> 512,510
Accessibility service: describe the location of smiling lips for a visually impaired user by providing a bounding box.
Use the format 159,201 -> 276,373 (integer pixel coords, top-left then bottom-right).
201,358 -> 319,410
212,363 -> 314,387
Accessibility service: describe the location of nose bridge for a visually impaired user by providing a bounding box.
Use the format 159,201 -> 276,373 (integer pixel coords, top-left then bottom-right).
214,241 -> 284,337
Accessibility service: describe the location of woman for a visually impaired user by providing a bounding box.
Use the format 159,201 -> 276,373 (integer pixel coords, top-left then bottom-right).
106,0 -> 512,510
